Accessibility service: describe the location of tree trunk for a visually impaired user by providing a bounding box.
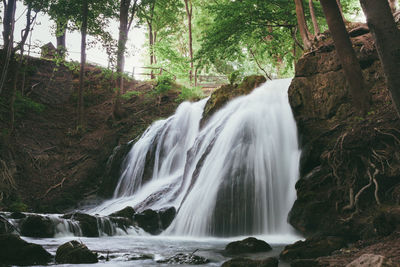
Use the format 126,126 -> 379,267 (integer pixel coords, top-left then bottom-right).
149,22 -> 154,79
114,0 -> 130,117
0,0 -> 17,95
336,0 -> 346,21
78,0 -> 88,128
56,20 -> 67,59
184,0 -> 194,83
320,0 -> 370,114
294,0 -> 312,50
309,0 -> 320,35
360,0 -> 400,117
153,31 -> 157,64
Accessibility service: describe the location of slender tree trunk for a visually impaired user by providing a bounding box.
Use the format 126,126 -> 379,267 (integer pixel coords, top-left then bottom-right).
360,0 -> 400,117
388,0 -> 398,13
114,0 -> 130,117
184,0 -> 194,83
294,0 -> 312,50
153,31 -> 157,64
320,0 -> 370,114
78,0 -> 88,128
56,20 -> 67,59
0,0 -> 17,95
336,0 -> 346,21
309,0 -> 320,35
148,22 -> 154,79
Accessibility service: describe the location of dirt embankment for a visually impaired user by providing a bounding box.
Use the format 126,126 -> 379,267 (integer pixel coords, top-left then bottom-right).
0,57 -> 181,213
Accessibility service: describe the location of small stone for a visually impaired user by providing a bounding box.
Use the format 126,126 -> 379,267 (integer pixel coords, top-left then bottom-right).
221,257 -> 278,267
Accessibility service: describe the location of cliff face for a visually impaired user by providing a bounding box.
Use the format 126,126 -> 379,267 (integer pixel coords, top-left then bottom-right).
288,26 -> 400,240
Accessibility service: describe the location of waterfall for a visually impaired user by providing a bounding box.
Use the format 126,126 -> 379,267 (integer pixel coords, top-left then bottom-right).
91,78 -> 300,237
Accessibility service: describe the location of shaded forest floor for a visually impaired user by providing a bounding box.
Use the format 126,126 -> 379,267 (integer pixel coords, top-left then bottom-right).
0,57 -> 182,213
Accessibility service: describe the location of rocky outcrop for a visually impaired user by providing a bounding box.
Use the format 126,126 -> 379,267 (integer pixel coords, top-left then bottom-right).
288,25 -> 400,240
280,236 -> 346,260
0,215 -> 15,234
346,254 -> 394,267
0,233 -> 52,265
201,75 -> 266,125
20,215 -> 55,238
55,240 -> 98,264
225,237 -> 272,255
221,257 -> 278,267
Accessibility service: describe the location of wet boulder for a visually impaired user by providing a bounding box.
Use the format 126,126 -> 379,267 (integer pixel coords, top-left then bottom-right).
225,237 -> 272,255
134,209 -> 160,235
134,207 -> 176,235
157,253 -> 209,265
0,233 -> 52,265
221,257 -> 278,267
20,215 -> 55,238
63,212 -> 99,237
55,240 -> 98,264
280,236 -> 346,260
109,206 -> 135,219
10,211 -> 26,219
0,215 -> 15,234
159,206 -> 176,229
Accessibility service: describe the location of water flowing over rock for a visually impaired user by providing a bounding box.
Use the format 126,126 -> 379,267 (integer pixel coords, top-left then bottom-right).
90,79 -> 300,237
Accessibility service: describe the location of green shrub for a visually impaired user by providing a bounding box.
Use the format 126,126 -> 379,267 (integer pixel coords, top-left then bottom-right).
154,74 -> 174,95
9,200 -> 28,212
178,86 -> 205,101
14,92 -> 45,118
121,90 -> 142,100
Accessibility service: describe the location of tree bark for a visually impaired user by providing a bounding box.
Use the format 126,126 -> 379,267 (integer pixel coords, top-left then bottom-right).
309,0 -> 320,35
0,0 -> 17,95
56,20 -> 67,59
360,0 -> 400,117
294,0 -> 312,50
320,0 -> 370,114
78,0 -> 88,128
184,0 -> 194,82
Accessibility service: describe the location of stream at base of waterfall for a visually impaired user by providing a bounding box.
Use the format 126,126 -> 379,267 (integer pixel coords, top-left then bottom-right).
11,79 -> 302,266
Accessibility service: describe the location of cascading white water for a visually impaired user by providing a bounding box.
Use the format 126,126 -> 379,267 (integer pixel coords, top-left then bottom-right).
90,78 -> 300,237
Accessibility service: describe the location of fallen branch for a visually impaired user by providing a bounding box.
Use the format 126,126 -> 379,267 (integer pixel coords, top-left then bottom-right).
43,177 -> 66,198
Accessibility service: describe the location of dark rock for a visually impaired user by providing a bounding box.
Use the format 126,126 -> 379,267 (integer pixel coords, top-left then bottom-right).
55,240 -> 98,264
128,254 -> 153,260
0,215 -> 15,234
221,257 -> 278,267
10,211 -> 26,219
373,209 -> 400,237
225,237 -> 272,254
109,206 -> 135,219
280,236 -> 346,260
20,215 -> 55,238
159,206 -> 176,229
346,254 -> 394,267
109,216 -> 133,233
98,142 -> 134,198
0,233 -> 52,265
134,209 -> 161,235
156,253 -> 209,265
63,212 -> 99,237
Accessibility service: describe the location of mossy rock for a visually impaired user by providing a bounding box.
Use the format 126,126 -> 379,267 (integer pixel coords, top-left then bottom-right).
55,240 -> 98,264
201,75 -> 266,125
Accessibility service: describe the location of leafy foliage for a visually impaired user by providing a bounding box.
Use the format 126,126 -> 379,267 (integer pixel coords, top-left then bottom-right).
14,92 -> 45,118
